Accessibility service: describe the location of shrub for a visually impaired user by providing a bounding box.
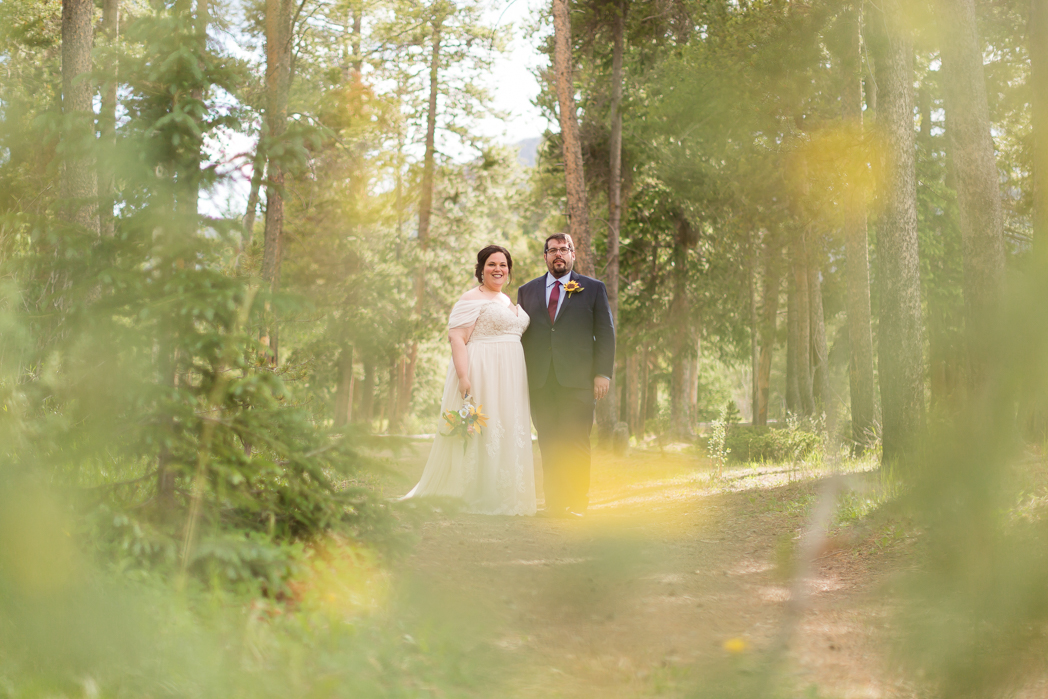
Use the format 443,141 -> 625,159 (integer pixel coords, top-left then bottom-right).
724,425 -> 821,463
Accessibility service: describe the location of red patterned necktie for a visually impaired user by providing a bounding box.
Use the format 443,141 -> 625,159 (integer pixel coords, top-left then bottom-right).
547,281 -> 561,324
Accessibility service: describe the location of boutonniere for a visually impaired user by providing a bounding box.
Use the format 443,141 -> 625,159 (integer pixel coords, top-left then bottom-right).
563,280 -> 583,297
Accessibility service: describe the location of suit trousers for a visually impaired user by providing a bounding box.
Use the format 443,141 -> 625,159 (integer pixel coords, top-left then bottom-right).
531,362 -> 595,512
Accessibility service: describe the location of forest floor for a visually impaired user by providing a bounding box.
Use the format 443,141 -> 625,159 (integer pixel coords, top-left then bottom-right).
376,441 -> 922,699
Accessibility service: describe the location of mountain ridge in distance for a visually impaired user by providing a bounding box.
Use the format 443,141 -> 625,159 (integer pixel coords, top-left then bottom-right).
515,137 -> 542,168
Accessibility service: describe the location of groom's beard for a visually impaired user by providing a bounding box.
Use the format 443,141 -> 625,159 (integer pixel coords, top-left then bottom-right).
548,258 -> 573,275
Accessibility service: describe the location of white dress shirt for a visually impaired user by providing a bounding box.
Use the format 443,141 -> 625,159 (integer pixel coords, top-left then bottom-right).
544,271 -> 572,322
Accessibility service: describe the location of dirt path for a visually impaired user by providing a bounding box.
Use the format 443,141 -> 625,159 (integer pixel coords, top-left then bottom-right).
383,444 -> 912,698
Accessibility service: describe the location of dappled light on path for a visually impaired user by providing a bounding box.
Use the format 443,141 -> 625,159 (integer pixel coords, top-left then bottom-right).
387,443 -> 904,698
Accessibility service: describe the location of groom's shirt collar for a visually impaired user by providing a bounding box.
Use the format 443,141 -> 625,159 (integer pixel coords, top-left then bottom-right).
545,271 -> 572,288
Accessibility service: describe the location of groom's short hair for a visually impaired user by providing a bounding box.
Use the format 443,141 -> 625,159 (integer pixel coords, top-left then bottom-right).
544,233 -> 573,253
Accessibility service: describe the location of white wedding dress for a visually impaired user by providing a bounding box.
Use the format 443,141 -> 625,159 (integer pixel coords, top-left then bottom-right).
402,295 -> 537,516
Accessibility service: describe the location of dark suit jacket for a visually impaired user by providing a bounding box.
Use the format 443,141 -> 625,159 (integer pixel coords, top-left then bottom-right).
517,271 -> 616,392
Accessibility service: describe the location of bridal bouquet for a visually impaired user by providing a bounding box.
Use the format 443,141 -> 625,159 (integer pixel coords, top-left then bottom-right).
442,395 -> 488,441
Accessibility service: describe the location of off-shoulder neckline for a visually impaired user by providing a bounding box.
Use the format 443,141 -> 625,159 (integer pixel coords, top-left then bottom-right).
454,296 -> 522,317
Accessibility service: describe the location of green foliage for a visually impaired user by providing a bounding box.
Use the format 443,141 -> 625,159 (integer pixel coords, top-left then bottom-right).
707,415 -> 730,475
0,490 -> 490,698
724,424 -> 822,464
0,1 -> 411,594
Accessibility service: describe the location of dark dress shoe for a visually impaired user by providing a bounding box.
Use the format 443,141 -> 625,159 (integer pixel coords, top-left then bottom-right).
537,507 -> 568,519
565,508 -> 585,518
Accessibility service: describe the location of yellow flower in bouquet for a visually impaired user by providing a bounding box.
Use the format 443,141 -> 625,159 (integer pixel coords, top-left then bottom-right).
442,395 -> 488,442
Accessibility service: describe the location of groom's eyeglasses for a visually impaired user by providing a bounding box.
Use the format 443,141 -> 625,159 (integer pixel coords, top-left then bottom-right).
545,246 -> 574,256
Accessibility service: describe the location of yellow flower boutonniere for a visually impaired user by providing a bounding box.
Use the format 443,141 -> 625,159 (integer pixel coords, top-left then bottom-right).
563,280 -> 583,297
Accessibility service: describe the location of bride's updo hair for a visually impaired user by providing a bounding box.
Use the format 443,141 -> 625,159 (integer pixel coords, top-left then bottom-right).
475,244 -> 513,284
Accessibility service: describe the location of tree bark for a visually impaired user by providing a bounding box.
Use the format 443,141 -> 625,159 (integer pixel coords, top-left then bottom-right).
242,137 -> 265,258
261,0 -> 294,362
689,339 -> 701,417
417,16 -> 442,249
670,354 -> 690,439
750,241 -> 759,425
644,352 -> 658,423
334,345 -> 354,428
1033,0 -> 1048,260
177,0 -> 209,219
864,54 -> 877,116
60,0 -> 98,234
756,233 -> 783,426
625,351 -> 641,436
99,0 -> 119,238
385,355 -> 399,432
606,0 -> 625,325
597,1 -> 626,447
668,218 -> 694,439
359,358 -> 376,424
350,3 -> 363,74
551,0 -> 594,275
786,268 -> 800,415
809,261 -> 829,412
876,0 -> 925,465
790,230 -> 815,415
842,1 -> 876,453
938,0 -> 1005,383
156,346 -> 179,507
394,14 -> 444,432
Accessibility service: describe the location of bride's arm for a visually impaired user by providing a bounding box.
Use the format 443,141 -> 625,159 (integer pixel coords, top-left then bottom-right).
448,324 -> 474,397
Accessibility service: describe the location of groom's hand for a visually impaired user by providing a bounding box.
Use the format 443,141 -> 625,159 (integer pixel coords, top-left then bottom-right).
593,376 -> 610,401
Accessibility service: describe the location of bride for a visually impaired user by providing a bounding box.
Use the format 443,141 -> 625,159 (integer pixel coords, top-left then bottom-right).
402,245 -> 537,516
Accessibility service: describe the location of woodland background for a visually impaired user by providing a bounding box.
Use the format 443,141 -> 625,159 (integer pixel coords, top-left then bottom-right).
2,0 -> 1048,697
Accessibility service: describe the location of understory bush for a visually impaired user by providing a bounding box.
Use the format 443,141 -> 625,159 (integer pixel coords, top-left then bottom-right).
724,425 -> 821,463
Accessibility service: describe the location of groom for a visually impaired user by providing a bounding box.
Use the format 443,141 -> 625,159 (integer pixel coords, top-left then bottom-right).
518,233 -> 615,518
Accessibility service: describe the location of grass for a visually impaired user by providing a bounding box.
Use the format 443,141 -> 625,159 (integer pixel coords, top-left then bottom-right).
1,442 -> 912,699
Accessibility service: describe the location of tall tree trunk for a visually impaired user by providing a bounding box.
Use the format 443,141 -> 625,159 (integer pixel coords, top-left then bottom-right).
242,137 -> 265,259
385,355 -> 399,432
99,0 -> 119,238
551,0 -> 593,275
261,0 -> 294,362
756,233 -> 783,426
644,352 -> 658,422
597,0 -> 626,447
60,0 -> 98,234
876,0 -> 925,465
689,338 -> 701,419
749,232 -> 759,424
392,14 -> 443,433
938,0 -> 1005,384
1033,0 -> 1048,260
790,230 -> 815,415
359,358 -> 376,424
786,269 -> 800,415
350,3 -> 363,74
670,356 -> 689,438
842,1 -> 876,454
417,17 -> 442,249
334,345 -> 354,428
156,345 -> 179,507
919,83 -> 932,141
625,351 -> 641,436
809,262 -> 829,412
864,54 -> 877,116
176,0 -> 209,219
669,218 -> 694,439
606,0 -> 625,322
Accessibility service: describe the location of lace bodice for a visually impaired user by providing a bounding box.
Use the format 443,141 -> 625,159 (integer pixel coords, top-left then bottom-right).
471,300 -> 530,341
